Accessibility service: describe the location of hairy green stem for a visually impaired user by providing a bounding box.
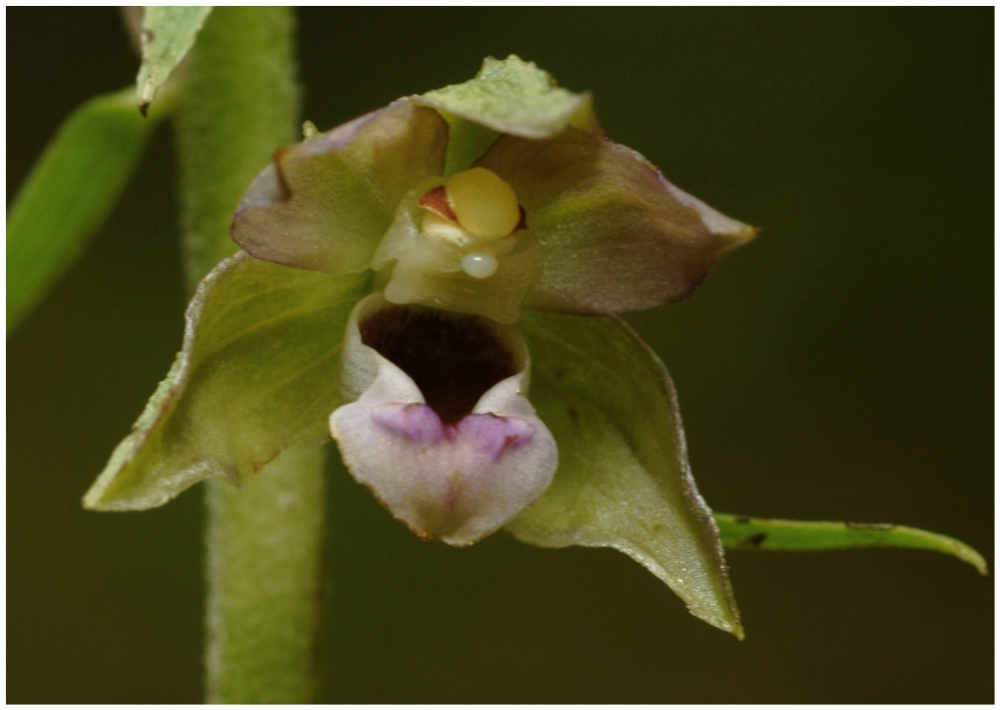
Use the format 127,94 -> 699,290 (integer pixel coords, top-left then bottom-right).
176,6 -> 298,293
205,446 -> 327,703
174,8 -> 326,702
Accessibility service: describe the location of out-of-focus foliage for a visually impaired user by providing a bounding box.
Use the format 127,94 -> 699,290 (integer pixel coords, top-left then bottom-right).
7,88 -> 165,335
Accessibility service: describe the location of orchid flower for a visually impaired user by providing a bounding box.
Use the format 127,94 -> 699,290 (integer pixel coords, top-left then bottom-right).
83,56 -> 756,636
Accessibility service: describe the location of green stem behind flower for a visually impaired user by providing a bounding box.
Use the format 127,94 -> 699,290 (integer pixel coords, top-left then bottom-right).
176,6 -> 299,293
174,7 -> 326,702
205,446 -> 327,703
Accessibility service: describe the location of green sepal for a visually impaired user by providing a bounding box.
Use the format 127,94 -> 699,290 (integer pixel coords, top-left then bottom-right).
415,55 -> 596,174
716,513 -> 988,575
507,312 -> 743,638
7,87 -> 169,336
83,251 -> 369,511
136,6 -> 212,114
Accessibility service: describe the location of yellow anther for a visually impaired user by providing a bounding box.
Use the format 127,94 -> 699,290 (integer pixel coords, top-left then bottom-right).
444,167 -> 520,239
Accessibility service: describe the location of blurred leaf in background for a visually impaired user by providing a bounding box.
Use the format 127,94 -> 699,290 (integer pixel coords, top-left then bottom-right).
7,88 -> 166,334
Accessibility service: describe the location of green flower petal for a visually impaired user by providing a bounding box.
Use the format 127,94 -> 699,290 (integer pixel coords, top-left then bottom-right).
83,252 -> 369,511
415,55 -> 594,141
507,312 -> 742,638
477,129 -> 757,315
232,100 -> 448,274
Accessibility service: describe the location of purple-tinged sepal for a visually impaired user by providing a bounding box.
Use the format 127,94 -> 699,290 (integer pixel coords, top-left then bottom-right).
232,100 -> 448,275
478,131 -> 757,315
229,55 -> 754,323
330,295 -> 557,545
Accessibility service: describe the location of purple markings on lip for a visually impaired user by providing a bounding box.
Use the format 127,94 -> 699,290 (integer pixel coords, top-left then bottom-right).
457,413 -> 534,460
372,403 -> 534,461
371,402 -> 444,444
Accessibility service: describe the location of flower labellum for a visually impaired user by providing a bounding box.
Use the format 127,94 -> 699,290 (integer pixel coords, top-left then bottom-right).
330,295 -> 557,545
84,56 -> 755,637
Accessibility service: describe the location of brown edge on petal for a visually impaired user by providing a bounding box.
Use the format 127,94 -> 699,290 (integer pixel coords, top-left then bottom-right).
352,476 -> 478,546
271,146 -> 294,201
233,106 -> 391,222
229,155 -> 294,260
515,206 -> 528,232
490,128 -> 757,316
230,100 -> 453,275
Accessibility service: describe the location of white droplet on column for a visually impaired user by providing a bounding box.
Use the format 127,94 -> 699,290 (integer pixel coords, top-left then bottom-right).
461,252 -> 499,279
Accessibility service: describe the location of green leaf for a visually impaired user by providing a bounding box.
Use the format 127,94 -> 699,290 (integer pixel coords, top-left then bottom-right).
508,312 -> 743,638
6,87 -> 167,335
83,251 -> 370,511
716,513 -> 988,575
415,55 -> 595,172
136,6 -> 212,114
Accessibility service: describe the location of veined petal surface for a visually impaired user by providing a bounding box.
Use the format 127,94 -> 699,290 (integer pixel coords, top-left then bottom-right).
508,312 -> 742,637
84,252 -> 368,510
477,130 -> 756,315
415,55 -> 593,140
232,100 -> 448,274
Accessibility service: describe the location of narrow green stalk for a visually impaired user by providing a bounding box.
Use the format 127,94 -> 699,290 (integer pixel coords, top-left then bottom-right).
715,513 -> 987,574
175,6 -> 298,293
173,8 -> 327,702
205,446 -> 327,703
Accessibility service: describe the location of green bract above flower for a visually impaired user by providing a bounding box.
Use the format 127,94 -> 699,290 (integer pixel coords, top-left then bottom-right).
85,56 -> 755,637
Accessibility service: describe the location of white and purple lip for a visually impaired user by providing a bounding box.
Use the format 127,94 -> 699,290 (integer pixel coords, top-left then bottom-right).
329,295 -> 557,546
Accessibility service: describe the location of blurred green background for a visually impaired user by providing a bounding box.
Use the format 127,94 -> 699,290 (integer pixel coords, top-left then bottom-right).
8,7 -> 992,703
